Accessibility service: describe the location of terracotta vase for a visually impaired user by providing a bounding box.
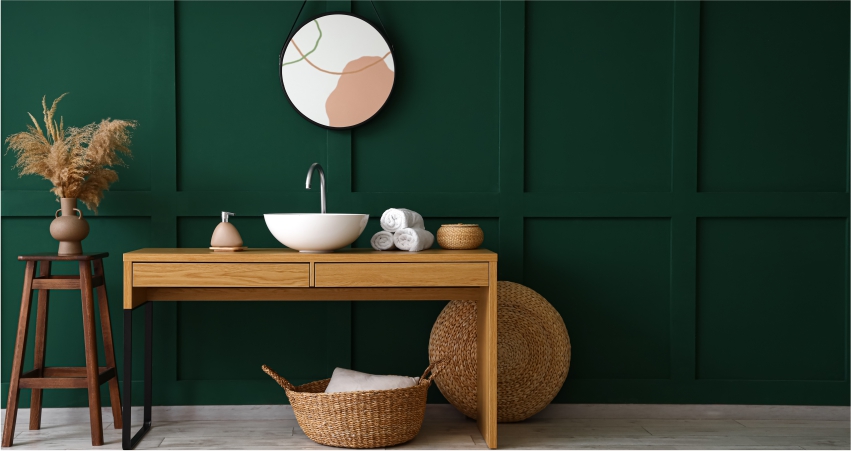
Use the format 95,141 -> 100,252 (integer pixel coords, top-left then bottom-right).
50,198 -> 89,255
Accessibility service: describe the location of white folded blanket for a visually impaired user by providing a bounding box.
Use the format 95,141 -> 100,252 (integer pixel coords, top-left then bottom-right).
380,208 -> 424,232
394,227 -> 434,252
370,231 -> 396,251
325,367 -> 419,393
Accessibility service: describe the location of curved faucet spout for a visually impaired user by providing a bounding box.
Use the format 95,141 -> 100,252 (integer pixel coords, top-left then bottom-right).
305,163 -> 326,214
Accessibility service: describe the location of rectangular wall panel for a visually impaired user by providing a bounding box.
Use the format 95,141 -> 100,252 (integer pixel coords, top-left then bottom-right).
696,218 -> 847,381
351,1 -> 500,193
697,2 -> 850,192
525,2 -> 675,193
524,218 -> 672,384
0,2 -> 158,192
175,1 -> 326,192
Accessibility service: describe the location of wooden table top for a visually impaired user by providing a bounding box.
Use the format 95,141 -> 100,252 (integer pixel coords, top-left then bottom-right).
123,248 -> 497,263
19,252 -> 109,261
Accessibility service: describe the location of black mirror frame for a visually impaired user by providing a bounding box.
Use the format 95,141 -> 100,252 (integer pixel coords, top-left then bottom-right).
279,11 -> 396,130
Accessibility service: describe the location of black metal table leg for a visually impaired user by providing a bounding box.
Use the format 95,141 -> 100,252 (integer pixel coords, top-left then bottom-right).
123,302 -> 152,450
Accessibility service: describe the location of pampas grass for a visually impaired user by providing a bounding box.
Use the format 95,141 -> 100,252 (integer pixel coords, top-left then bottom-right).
5,94 -> 137,212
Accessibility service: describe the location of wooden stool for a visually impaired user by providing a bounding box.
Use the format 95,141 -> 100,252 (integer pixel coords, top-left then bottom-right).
2,253 -> 122,447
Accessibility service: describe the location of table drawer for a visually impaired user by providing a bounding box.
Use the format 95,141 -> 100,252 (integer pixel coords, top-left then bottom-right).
315,263 -> 489,287
133,263 -> 309,287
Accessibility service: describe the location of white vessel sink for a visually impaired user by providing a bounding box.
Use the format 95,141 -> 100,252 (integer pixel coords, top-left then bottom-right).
264,213 -> 369,253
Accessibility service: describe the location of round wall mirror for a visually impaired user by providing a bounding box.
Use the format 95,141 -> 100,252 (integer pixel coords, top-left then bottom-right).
280,13 -> 395,129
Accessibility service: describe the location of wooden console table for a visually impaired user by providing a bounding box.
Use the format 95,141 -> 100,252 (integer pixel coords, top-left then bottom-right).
122,248 -> 498,449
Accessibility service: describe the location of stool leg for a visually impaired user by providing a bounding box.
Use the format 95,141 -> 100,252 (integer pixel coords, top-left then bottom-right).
29,261 -> 51,431
2,261 -> 37,447
80,260 -> 104,446
93,259 -> 122,429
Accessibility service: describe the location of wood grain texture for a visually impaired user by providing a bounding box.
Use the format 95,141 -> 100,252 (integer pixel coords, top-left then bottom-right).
123,248 -> 497,263
124,261 -> 147,309
29,261 -> 51,431
93,259 -> 122,429
315,263 -> 489,287
2,404 -> 847,450
531,403 -> 851,420
3,403 -> 846,426
31,275 -> 104,290
78,260 -> 104,446
477,261 -> 498,449
133,263 -> 309,287
19,368 -> 116,389
2,260 -> 37,447
145,287 -> 484,302
18,252 -> 109,261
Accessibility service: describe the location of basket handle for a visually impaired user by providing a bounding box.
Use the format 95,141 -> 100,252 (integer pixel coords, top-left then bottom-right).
262,364 -> 295,391
420,360 -> 443,384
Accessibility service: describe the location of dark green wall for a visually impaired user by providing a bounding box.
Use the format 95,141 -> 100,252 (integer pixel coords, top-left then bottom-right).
2,1 -> 848,408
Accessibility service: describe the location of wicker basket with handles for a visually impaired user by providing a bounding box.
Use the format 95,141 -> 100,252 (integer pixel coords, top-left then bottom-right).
262,364 -> 438,449
437,223 -> 484,250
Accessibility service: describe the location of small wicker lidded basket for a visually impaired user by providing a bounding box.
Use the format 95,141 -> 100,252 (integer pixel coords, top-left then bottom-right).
262,364 -> 438,449
437,223 -> 484,250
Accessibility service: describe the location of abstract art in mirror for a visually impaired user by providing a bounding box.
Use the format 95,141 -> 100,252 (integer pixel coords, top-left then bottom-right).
280,13 -> 394,129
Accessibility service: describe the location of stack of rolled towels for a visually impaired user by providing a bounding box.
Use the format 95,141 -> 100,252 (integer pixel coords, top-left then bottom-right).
371,208 -> 434,252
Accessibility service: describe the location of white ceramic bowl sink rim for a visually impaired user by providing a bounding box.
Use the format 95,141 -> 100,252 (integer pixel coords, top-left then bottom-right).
264,213 -> 369,253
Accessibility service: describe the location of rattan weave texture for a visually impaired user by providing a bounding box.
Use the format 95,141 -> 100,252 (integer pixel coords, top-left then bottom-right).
262,365 -> 435,448
436,224 -> 484,250
428,281 -> 571,422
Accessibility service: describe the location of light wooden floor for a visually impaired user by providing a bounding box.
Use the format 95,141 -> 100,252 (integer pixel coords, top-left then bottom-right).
2,405 -> 848,450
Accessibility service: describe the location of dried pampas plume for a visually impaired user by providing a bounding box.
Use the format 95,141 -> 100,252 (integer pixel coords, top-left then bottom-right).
5,94 -> 137,213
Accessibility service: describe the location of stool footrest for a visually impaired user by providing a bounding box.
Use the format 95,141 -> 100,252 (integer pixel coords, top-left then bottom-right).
19,367 -> 116,389
32,275 -> 104,290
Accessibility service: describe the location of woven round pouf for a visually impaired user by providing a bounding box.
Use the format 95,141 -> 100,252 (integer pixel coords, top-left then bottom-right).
428,281 -> 570,422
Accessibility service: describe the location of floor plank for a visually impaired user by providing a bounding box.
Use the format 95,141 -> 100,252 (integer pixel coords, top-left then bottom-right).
147,420 -> 296,438
737,419 -> 851,429
747,435 -> 851,449
388,434 -> 483,449
157,436 -> 330,450
15,422 -> 117,441
645,426 -> 850,437
515,418 -> 747,429
472,434 -> 807,450
2,405 -> 848,449
497,425 -> 652,437
8,436 -> 164,450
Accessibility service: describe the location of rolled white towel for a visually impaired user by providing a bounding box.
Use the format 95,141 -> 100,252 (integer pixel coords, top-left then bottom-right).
370,231 -> 396,251
394,227 -> 434,252
380,208 -> 424,232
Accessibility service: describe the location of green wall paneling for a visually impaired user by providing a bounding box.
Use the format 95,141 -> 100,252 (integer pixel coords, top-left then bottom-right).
0,1 -> 155,193
525,1 -> 675,193
697,1 -> 850,193
524,218 -> 672,382
350,1 -> 500,193
175,1 -> 327,192
1,0 -> 848,408
696,218 -> 847,381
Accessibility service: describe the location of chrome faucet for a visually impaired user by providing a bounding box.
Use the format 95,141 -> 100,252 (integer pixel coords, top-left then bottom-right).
305,163 -> 326,214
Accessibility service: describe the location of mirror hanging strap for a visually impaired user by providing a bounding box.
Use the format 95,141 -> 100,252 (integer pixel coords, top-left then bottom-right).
283,0 -> 392,50
284,0 -> 309,46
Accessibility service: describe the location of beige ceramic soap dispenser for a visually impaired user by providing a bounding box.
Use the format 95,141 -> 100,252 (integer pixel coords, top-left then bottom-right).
210,212 -> 246,251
